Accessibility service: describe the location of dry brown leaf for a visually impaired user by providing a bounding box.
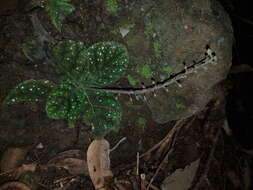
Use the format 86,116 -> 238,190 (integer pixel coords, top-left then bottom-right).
0,147 -> 29,173
50,158 -> 88,175
0,181 -> 32,190
161,158 -> 200,190
87,139 -> 113,190
47,150 -> 88,175
12,163 -> 37,177
48,149 -> 83,163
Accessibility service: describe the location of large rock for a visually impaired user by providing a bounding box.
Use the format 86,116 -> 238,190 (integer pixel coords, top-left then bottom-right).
44,0 -> 233,123
63,0 -> 232,123
131,0 -> 233,123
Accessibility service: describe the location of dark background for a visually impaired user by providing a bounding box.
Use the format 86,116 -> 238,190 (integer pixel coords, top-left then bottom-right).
218,0 -> 253,149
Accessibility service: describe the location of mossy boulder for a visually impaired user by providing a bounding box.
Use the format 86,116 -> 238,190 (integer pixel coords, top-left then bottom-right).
39,0 -> 232,123
0,0 -> 233,148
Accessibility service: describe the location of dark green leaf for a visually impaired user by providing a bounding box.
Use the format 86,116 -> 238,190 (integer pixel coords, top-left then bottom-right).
45,0 -> 75,31
4,80 -> 55,104
81,41 -> 129,87
82,91 -> 122,138
53,41 -> 129,88
52,40 -> 87,81
46,81 -> 88,124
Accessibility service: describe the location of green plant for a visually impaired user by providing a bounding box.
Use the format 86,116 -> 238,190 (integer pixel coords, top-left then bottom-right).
45,0 -> 75,30
105,0 -> 118,14
4,40 -> 129,138
32,0 -> 75,31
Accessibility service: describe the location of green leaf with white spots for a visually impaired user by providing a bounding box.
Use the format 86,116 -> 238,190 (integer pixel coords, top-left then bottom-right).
82,91 -> 122,138
52,40 -> 87,81
80,41 -> 129,87
46,81 -> 88,124
52,41 -> 129,88
45,0 -> 75,31
5,40 -> 128,136
4,80 -> 55,104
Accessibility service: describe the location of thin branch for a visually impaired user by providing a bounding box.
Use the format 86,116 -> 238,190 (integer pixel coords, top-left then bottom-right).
143,180 -> 161,190
140,119 -> 185,159
146,139 -> 176,190
155,117 -> 196,160
136,152 -> 140,175
85,55 -> 217,95
192,128 -> 222,190
110,137 -> 127,152
146,118 -> 195,190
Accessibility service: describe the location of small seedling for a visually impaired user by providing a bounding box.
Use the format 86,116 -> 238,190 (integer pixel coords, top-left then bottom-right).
45,0 -> 75,31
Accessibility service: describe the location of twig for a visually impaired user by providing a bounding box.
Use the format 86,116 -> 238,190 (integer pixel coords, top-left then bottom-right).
192,128 -> 222,190
136,152 -> 140,175
146,145 -> 174,190
143,179 -> 161,190
54,176 -> 75,184
154,118 -> 195,159
146,117 -> 195,190
140,119 -> 185,159
85,54 -> 217,95
130,176 -> 140,190
110,137 -> 127,152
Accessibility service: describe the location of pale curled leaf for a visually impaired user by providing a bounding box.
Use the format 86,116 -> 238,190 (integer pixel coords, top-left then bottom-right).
87,139 -> 113,189
119,27 -> 130,37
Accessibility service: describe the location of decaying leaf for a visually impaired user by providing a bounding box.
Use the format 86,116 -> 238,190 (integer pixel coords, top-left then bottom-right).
47,149 -> 88,175
48,149 -> 83,162
87,139 -> 113,189
161,158 -> 200,190
0,147 -> 30,173
12,163 -> 37,178
0,181 -> 32,190
48,158 -> 88,175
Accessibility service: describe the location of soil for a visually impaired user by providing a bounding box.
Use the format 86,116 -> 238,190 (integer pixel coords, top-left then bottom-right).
0,1 -> 252,190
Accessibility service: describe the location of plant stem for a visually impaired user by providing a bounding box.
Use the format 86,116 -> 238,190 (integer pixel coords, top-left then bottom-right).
85,55 -> 217,95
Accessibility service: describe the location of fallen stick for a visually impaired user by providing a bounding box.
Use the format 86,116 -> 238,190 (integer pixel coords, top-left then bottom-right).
146,117 -> 196,190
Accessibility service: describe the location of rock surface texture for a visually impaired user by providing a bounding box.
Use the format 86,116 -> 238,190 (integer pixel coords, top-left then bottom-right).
136,0 -> 233,123
67,0 -> 233,123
